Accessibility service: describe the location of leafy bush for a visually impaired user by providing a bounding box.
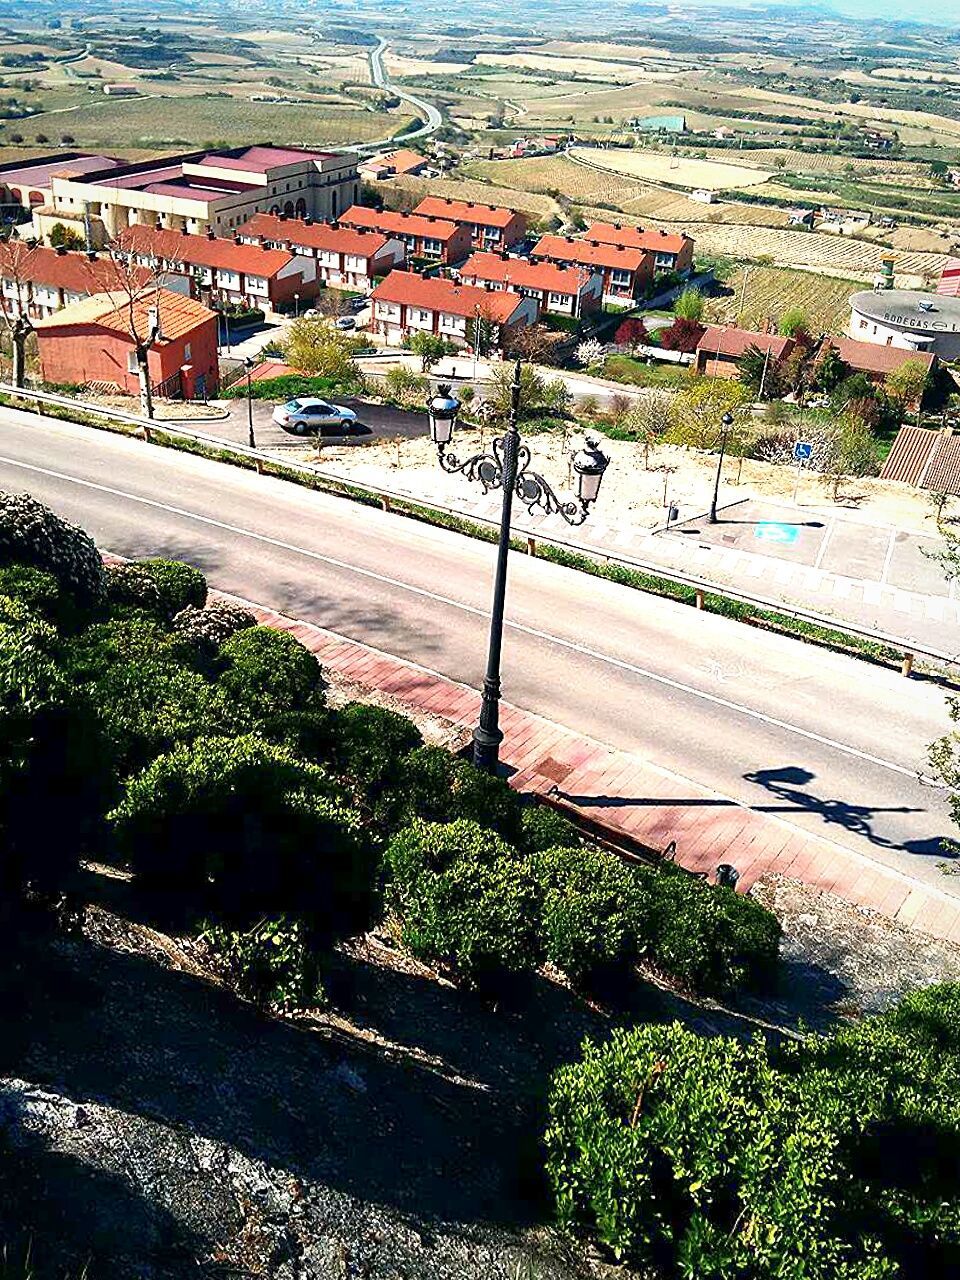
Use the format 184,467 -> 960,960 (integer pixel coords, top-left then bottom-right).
396,746 -> 524,841
0,622 -> 108,897
222,373 -> 343,401
136,558 -> 207,619
382,365 -> 429,409
0,491 -> 105,606
200,916 -> 326,1011
171,602 -> 256,663
104,562 -> 164,618
335,702 -> 422,797
110,735 -> 371,937
218,626 -> 325,720
0,563 -> 75,630
385,819 -> 539,987
646,866 -> 781,993
546,986 -> 960,1278
530,845 -> 649,986
519,804 -> 580,854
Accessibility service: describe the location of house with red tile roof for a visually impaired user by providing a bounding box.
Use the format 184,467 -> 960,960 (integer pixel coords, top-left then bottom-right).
116,223 -> 313,312
236,213 -> 403,290
531,233 -> 653,304
413,197 -> 527,250
370,270 -> 536,350
694,325 -> 795,378
358,149 -> 430,180
458,251 -> 601,319
583,220 -> 695,276
339,206 -> 471,265
34,288 -> 219,400
819,335 -> 936,385
0,245 -> 151,320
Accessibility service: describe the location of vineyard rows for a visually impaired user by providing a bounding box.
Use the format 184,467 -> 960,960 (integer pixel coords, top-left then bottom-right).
703,265 -> 863,333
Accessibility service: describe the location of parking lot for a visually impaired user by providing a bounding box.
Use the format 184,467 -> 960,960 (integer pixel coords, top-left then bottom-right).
197,395 -> 429,453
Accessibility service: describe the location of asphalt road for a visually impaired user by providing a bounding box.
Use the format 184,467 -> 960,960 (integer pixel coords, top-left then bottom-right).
202,397 -> 429,452
0,404 -> 954,890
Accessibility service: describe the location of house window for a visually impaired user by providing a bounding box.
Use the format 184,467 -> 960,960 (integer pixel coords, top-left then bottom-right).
184,342 -> 192,361
126,351 -> 138,374
548,292 -> 566,305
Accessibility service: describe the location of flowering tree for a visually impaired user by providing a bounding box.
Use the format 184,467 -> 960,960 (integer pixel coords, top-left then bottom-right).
576,338 -> 605,368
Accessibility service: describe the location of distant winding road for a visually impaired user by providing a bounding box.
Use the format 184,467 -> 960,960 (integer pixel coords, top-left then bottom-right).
357,37 -> 443,151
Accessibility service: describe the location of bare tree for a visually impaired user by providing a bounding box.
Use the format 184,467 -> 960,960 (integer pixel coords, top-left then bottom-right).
621,389 -> 673,469
0,239 -> 38,387
101,238 -> 180,419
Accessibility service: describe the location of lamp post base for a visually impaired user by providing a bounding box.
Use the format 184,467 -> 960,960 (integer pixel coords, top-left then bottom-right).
472,722 -> 504,774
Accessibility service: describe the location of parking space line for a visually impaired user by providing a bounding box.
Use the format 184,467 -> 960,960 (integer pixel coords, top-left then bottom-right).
880,528 -> 897,585
813,518 -> 835,569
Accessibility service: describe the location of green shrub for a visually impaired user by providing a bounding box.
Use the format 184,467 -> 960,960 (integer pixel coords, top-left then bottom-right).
0,622 -> 108,897
199,916 -> 326,1011
646,866 -> 781,993
396,746 -> 523,841
384,818 -> 538,986
64,616 -> 178,681
519,804 -> 580,854
222,373 -> 342,401
171,601 -> 256,663
335,702 -> 422,796
530,845 -> 649,986
110,735 -> 371,936
219,626 -> 324,719
546,988 -> 960,1278
136,558 -> 207,619
0,491 -> 105,606
0,564 -> 76,629
104,562 -> 164,618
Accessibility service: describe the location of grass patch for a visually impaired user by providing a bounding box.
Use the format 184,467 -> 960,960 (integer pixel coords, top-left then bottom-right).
602,355 -> 693,389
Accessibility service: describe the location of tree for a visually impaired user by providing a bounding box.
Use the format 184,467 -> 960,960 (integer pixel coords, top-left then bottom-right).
621,390 -> 672,468
821,412 -> 877,501
667,380 -> 751,449
506,322 -> 566,367
407,330 -> 447,373
614,316 -> 651,347
485,362 -> 550,421
658,316 -> 705,354
814,346 -> 850,393
282,316 -> 363,387
575,338 -> 605,368
778,306 -> 809,338
673,287 -> 705,322
0,240 -> 36,386
884,357 -> 930,422
48,221 -> 84,250
737,343 -> 784,400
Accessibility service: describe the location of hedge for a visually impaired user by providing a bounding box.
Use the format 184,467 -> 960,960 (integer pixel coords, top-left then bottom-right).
223,373 -> 350,402
0,491 -> 105,607
136,558 -> 207,619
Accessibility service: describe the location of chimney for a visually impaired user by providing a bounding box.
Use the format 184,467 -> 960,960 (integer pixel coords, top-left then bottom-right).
304,215 -> 313,226
86,250 -> 97,262
258,235 -> 266,247
180,225 -> 189,236
233,233 -> 242,245
206,227 -> 216,240
55,246 -> 68,256
147,306 -> 161,339
278,212 -> 287,221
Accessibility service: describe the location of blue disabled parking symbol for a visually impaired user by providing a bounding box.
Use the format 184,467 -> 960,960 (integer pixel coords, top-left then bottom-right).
754,521 -> 800,545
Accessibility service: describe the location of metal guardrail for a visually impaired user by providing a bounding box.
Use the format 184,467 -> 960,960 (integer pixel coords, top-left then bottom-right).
0,380 -> 954,674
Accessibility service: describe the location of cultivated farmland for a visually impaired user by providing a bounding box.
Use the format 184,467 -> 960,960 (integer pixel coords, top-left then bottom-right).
569,147 -> 774,191
703,264 -> 863,333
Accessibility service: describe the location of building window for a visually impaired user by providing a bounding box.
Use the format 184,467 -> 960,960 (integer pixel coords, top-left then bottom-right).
184,342 -> 192,361
126,351 -> 138,374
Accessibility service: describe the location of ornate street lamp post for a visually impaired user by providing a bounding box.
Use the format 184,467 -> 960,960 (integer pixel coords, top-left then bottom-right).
708,411 -> 735,525
428,361 -> 609,774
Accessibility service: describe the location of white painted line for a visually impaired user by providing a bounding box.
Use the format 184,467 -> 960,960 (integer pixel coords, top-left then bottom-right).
881,528 -> 897,585
813,519 -> 835,570
0,452 -> 926,784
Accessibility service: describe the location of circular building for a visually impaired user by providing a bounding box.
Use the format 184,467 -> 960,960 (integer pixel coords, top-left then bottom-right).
848,289 -> 960,361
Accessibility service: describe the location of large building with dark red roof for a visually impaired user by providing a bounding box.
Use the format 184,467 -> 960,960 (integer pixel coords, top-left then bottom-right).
35,145 -> 360,244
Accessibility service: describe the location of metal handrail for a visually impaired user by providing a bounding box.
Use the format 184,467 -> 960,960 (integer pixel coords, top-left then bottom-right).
0,380 -> 954,669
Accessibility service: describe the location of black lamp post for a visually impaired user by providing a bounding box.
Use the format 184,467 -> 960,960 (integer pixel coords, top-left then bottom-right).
243,355 -> 256,450
708,411 -> 735,525
428,361 -> 609,774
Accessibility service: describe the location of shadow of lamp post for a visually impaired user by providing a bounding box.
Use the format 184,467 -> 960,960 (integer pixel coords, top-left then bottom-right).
428,359 -> 610,774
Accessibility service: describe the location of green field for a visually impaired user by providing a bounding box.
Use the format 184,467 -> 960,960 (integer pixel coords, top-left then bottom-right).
9,94 -> 412,150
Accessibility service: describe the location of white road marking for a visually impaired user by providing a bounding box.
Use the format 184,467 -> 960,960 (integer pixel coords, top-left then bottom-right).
0,452 -> 927,783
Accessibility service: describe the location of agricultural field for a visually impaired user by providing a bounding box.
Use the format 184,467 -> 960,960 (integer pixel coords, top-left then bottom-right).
386,173 -> 561,220
703,264 -> 863,335
568,146 -> 775,191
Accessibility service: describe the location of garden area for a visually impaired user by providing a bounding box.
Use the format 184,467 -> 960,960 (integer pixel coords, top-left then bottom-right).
2,491 -> 960,1277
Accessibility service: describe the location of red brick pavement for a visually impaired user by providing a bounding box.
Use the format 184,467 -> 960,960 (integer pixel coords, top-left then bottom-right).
221,591 -> 960,947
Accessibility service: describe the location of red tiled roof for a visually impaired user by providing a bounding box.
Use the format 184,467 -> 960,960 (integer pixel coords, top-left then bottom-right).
881,426 -> 960,496
34,287 -> 216,344
938,258 -> 960,298
531,234 -> 648,272
0,245 -> 150,296
585,220 -> 690,255
414,196 -> 521,229
381,148 -> 428,175
371,270 -> 523,322
237,213 -> 390,258
117,224 -> 293,278
340,205 -> 463,243
697,325 -> 794,360
829,337 -> 935,378
459,251 -> 591,295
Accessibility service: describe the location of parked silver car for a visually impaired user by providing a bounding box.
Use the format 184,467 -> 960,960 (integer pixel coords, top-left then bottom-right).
272,397 -> 359,435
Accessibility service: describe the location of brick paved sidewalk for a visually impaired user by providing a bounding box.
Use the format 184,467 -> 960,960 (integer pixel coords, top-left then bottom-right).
219,590 -> 960,948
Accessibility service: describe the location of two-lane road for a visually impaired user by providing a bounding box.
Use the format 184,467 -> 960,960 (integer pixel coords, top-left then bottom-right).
0,405 -> 953,889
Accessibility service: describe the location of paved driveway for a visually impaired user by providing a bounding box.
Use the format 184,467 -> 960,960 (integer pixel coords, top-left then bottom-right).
193,396 -> 429,452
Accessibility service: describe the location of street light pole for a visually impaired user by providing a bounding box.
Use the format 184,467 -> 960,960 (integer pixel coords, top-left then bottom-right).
472,361 -> 522,772
244,356 -> 255,450
427,362 -> 610,776
708,411 -> 735,525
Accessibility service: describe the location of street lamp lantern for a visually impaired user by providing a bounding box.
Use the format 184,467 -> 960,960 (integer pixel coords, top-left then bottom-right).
428,382 -> 460,449
572,435 -> 609,507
